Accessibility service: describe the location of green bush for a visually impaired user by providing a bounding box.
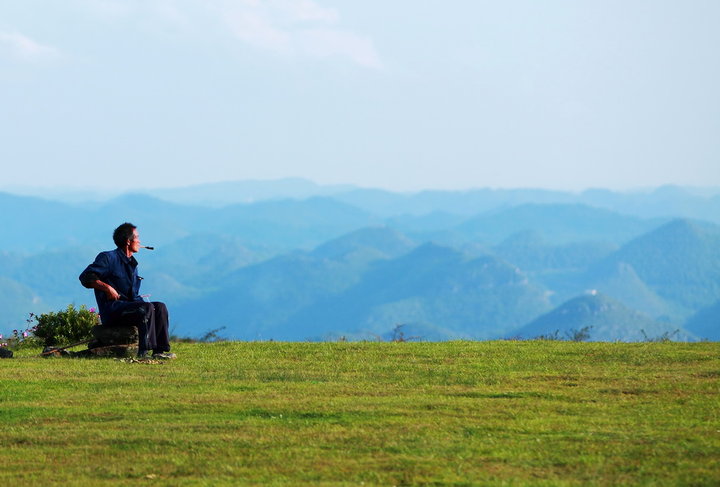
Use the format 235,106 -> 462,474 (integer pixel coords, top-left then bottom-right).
31,304 -> 100,346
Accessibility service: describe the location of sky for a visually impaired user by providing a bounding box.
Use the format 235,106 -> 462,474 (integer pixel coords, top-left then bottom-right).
1,0 -> 719,193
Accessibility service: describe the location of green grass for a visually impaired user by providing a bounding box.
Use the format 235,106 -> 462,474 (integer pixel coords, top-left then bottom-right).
1,341 -> 719,486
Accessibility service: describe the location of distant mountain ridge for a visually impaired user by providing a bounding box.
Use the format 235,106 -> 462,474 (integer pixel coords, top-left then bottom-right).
5,180 -> 720,222
452,204 -> 663,244
1,184 -> 719,341
245,242 -> 551,341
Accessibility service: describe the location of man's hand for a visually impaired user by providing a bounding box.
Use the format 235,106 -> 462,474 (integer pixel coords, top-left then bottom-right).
89,280 -> 121,301
105,286 -> 121,301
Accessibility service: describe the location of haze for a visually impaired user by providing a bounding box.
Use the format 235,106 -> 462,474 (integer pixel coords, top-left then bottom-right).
1,1 -> 719,193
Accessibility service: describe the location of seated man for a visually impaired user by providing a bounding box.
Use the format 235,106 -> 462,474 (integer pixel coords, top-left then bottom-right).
79,222 -> 175,359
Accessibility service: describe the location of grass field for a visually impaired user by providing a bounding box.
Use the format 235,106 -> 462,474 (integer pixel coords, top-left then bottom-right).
1,341 -> 719,486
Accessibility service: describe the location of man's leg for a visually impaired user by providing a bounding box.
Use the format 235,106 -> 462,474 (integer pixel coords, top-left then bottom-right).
150,302 -> 171,354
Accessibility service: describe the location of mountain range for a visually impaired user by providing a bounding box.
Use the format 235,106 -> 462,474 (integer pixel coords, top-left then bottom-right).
1,180 -> 719,341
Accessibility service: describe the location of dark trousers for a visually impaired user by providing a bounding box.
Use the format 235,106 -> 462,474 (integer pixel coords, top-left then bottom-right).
107,301 -> 171,353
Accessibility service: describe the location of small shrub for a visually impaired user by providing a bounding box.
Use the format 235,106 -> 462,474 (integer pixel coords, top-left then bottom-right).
565,326 -> 593,342
533,326 -> 593,342
171,326 -> 228,343
199,326 -> 227,343
30,304 -> 100,346
641,329 -> 680,343
390,324 -> 421,342
534,330 -> 561,341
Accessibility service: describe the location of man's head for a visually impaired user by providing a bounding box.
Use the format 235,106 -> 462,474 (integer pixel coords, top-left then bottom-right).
113,222 -> 139,252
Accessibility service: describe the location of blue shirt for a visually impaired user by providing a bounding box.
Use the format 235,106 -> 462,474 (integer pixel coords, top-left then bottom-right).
79,248 -> 143,325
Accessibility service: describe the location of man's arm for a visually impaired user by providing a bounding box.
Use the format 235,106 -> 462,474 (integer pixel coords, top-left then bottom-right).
86,279 -> 122,301
79,252 -> 122,300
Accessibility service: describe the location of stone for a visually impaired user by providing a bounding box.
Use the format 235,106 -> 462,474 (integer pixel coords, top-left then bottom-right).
91,325 -> 139,345
89,344 -> 138,358
88,325 -> 139,358
0,347 -> 13,358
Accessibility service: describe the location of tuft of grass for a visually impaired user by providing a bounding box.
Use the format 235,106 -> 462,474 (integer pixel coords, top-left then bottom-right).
1,341 -> 718,486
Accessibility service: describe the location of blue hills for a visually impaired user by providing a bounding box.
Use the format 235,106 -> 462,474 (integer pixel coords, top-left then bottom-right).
514,292 -> 695,342
259,243 -> 550,341
587,219 -> 720,316
1,182 -> 719,341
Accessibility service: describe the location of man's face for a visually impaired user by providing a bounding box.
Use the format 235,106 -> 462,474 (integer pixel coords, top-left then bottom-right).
128,229 -> 141,253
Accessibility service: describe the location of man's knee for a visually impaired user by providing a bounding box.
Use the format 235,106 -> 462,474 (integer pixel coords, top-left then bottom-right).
134,302 -> 154,317
151,302 -> 168,316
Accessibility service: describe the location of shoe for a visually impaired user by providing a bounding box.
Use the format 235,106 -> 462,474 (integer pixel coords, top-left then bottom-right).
152,352 -> 177,360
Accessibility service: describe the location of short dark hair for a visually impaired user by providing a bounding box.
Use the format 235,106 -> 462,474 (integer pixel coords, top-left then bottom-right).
113,222 -> 137,248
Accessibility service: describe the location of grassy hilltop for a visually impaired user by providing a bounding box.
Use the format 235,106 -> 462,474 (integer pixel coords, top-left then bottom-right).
2,341 -> 719,486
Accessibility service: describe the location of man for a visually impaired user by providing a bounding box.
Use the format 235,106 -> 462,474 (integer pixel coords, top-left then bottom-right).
79,222 -> 175,359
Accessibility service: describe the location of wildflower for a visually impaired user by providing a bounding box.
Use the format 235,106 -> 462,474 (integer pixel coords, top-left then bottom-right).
23,331 -> 29,338
89,307 -> 96,314
0,334 -> 3,340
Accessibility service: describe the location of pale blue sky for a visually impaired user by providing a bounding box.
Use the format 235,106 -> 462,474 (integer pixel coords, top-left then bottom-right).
1,0 -> 719,192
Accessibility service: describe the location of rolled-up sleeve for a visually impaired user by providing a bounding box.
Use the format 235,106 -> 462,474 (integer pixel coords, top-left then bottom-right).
79,252 -> 109,288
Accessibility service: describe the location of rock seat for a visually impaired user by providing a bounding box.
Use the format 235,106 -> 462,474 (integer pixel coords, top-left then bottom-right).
88,325 -> 139,357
